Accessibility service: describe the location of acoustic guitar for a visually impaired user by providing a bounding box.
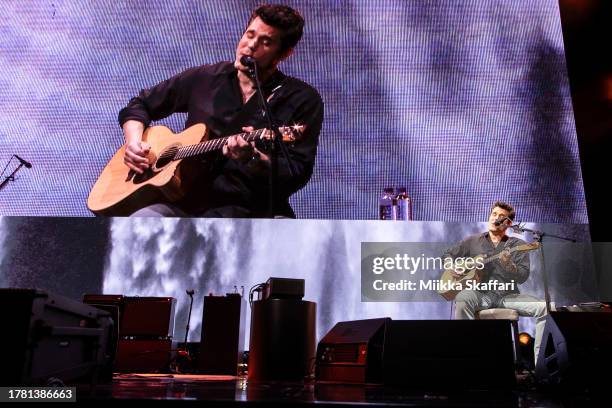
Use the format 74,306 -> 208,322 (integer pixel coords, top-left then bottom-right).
87,123 -> 304,216
438,242 -> 540,300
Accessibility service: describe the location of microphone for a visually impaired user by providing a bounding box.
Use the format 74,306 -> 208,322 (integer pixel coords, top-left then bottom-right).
240,55 -> 256,68
14,155 -> 32,168
494,217 -> 509,226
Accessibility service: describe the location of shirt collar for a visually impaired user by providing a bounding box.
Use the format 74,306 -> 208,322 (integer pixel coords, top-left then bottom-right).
228,64 -> 286,95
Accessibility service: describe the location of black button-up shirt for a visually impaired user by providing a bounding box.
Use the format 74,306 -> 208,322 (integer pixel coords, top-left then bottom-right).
118,61 -> 324,217
443,232 -> 531,295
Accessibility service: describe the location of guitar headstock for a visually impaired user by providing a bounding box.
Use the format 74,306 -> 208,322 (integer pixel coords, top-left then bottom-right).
278,124 -> 305,143
255,125 -> 305,143
515,242 -> 541,251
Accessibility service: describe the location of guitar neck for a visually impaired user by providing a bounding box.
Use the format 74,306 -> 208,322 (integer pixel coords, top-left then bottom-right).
483,246 -> 523,264
173,129 -> 267,161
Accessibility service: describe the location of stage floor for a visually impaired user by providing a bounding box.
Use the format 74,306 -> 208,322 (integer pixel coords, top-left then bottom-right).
72,373 -> 601,407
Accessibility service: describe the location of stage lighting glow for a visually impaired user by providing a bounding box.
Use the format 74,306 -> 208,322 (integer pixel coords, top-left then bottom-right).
519,332 -> 533,346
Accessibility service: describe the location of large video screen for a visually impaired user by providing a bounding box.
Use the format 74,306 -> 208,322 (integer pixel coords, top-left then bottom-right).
0,0 -> 587,223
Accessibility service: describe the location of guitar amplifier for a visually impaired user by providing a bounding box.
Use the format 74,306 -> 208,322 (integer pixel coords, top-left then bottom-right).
83,295 -> 176,373
316,318 -> 390,384
263,277 -> 304,300
122,297 -> 176,337
83,295 -> 176,337
114,339 -> 172,373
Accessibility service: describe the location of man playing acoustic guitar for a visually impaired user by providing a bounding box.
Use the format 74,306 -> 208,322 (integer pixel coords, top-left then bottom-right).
117,4 -> 323,217
443,201 -> 547,364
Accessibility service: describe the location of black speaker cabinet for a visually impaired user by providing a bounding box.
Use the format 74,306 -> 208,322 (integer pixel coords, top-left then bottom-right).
0,289 -> 113,385
198,293 -> 246,375
536,311 -> 612,391
316,318 -> 390,384
383,320 -> 516,391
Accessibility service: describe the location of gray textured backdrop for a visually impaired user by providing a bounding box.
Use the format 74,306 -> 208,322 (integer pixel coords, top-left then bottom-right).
0,217 -> 597,343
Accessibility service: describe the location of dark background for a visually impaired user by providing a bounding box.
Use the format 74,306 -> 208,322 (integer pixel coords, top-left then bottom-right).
560,0 -> 612,242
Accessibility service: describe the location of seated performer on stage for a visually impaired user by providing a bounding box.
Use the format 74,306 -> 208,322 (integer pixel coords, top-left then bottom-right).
443,201 -> 547,362
118,4 -> 323,218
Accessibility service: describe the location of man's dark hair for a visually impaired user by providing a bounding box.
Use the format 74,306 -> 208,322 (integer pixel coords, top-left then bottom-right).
490,201 -> 516,220
248,4 -> 304,54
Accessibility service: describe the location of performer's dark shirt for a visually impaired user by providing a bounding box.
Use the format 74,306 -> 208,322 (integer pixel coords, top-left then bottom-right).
118,61 -> 324,217
443,232 -> 530,295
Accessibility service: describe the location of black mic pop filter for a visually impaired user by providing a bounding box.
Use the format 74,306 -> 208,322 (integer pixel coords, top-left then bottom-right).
240,55 -> 256,67
14,155 -> 32,169
494,217 -> 509,226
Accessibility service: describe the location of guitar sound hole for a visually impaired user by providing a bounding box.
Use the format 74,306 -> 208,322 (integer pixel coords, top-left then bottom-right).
131,168 -> 155,185
155,146 -> 179,169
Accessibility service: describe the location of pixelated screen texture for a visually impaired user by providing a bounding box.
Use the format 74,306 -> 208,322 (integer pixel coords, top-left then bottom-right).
0,0 -> 587,223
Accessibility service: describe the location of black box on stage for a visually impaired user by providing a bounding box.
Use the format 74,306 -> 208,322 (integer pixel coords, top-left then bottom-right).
536,311 -> 612,391
383,320 -> 516,390
198,293 -> 246,375
263,277 -> 304,300
316,318 -> 390,384
0,288 -> 113,385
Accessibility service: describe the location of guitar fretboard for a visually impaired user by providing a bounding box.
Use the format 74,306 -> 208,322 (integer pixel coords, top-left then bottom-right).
482,245 -> 533,265
173,129 -> 267,160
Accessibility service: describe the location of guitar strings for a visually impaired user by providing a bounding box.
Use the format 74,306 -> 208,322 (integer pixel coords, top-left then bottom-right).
173,129 -> 265,160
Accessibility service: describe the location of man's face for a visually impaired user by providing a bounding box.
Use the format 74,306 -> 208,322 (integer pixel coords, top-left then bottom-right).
488,206 -> 511,232
234,17 -> 290,74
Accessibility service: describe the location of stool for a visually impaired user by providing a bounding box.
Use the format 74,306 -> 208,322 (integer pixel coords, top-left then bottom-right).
476,308 -> 521,365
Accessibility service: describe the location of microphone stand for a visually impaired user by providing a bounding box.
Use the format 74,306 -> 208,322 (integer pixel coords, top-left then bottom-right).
247,63 -> 296,217
510,223 -> 576,314
184,289 -> 195,348
0,162 -> 25,192
169,289 -> 195,374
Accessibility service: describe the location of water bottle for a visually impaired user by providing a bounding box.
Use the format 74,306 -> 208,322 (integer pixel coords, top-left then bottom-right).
379,187 -> 397,220
396,187 -> 413,221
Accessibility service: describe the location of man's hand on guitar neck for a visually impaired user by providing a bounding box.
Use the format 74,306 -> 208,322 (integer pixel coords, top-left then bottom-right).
122,120 -> 150,174
499,250 -> 518,274
223,126 -> 270,168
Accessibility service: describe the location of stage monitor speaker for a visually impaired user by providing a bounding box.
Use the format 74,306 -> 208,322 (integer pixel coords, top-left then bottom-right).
198,293 -> 246,375
383,320 -> 516,391
535,311 -> 612,391
316,318 -> 390,384
0,288 -> 113,386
